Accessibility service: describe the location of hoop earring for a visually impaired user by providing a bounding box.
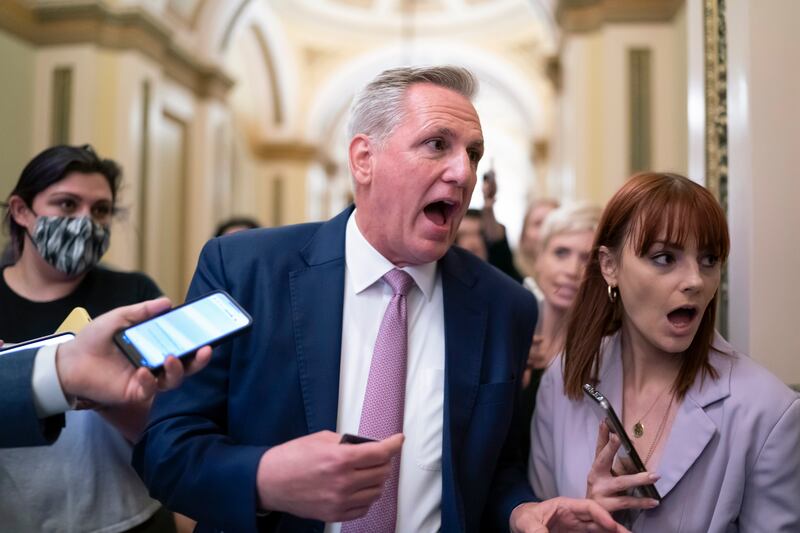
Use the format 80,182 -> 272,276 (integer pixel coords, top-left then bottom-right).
607,285 -> 618,303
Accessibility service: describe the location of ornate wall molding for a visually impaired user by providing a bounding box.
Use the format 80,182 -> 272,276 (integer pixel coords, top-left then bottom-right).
557,0 -> 684,33
253,141 -> 320,163
0,0 -> 233,100
704,0 -> 729,337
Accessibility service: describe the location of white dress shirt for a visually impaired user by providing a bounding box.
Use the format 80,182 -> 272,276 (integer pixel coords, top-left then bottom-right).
31,344 -> 73,417
326,211 -> 445,533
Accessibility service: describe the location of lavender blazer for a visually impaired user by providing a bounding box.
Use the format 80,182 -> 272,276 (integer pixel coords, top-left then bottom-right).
529,332 -> 800,532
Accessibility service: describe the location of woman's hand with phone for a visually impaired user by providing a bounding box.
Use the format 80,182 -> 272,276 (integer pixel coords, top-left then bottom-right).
586,421 -> 661,512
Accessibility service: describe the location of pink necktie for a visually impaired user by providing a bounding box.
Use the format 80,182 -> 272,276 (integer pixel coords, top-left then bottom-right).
342,269 -> 415,533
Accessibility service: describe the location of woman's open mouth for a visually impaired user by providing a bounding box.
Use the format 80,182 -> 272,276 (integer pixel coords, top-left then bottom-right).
667,306 -> 698,330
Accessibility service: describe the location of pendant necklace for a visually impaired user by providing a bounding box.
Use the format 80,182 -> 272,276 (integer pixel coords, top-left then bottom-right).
629,383 -> 672,439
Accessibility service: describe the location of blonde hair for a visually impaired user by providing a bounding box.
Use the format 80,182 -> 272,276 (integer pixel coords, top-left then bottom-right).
538,202 -> 603,254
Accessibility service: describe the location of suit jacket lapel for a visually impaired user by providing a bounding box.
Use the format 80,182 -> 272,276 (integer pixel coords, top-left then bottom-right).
289,207 -> 351,434
655,343 -> 732,498
592,333 -> 730,499
439,250 -> 487,531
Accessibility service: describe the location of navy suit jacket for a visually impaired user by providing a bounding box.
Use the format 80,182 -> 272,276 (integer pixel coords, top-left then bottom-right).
0,349 -> 64,448
133,207 -> 538,532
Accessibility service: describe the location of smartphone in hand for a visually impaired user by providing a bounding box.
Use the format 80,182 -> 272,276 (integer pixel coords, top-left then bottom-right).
114,290 -> 252,373
583,383 -> 661,501
340,434 -> 376,445
0,332 -> 75,355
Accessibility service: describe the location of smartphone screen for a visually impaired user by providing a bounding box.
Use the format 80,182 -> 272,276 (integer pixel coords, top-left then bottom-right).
114,291 -> 252,370
0,332 -> 76,356
583,383 -> 661,500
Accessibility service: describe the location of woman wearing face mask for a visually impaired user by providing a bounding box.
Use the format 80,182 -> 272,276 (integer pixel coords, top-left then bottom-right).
518,202 -> 601,457
0,145 -> 175,532
528,172 -> 800,532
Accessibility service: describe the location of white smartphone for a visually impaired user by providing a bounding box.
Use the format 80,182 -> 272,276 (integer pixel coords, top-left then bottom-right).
114,290 -> 252,373
0,332 -> 76,355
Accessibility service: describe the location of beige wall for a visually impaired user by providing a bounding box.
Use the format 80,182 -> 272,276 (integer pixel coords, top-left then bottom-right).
0,30 -> 35,246
558,7 -> 688,204
727,0 -> 800,385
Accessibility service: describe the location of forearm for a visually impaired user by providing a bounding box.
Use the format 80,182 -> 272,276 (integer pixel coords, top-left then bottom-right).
481,206 -> 506,243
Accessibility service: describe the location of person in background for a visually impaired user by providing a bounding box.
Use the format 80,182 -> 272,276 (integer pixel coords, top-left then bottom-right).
476,169 -> 523,282
517,198 -> 559,297
518,202 -> 601,457
0,144 -> 174,532
134,65 -> 624,533
0,297 -> 211,448
214,216 -> 260,238
454,208 -> 488,260
529,172 -> 800,532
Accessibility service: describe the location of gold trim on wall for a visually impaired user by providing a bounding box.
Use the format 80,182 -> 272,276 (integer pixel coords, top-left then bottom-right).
629,48 -> 652,173
253,141 -> 320,163
557,0 -> 683,33
703,0 -> 729,337
0,0 -> 233,100
51,66 -> 73,145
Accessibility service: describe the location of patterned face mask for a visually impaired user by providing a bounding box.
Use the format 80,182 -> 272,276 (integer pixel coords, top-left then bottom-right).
29,215 -> 110,276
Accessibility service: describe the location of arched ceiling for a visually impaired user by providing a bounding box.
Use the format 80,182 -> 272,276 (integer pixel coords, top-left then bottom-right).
269,0 -> 557,48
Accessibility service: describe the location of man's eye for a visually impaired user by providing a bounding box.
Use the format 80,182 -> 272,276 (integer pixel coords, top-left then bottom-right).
468,149 -> 482,164
58,199 -> 76,211
426,139 -> 445,151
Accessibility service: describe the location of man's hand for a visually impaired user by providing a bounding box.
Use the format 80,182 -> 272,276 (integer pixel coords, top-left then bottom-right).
55,297 -> 212,405
510,498 -> 630,533
257,431 -> 404,522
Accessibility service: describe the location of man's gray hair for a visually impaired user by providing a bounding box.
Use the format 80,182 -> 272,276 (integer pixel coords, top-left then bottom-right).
347,65 -> 478,143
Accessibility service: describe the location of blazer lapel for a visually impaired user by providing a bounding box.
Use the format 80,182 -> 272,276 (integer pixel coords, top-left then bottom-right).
439,250 -> 487,531
654,341 -> 732,498
289,207 -> 351,434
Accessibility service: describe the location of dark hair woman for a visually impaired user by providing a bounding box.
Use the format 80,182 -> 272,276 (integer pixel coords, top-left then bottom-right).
0,145 -> 175,532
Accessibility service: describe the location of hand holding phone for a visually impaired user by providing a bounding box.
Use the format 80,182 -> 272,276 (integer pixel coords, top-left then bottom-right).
583,384 -> 661,502
114,290 -> 252,373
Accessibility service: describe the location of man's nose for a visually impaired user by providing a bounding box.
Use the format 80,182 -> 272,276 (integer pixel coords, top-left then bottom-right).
443,150 -> 474,186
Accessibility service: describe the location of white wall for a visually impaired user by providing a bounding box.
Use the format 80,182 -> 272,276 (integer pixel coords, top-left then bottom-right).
727,0 -> 800,384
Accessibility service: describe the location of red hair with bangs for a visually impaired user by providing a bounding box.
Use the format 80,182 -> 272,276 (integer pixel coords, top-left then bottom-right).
562,172 -> 730,400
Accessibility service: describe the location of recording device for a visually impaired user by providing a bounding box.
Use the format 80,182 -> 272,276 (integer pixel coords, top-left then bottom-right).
340,434 -> 376,445
55,307 -> 92,334
0,332 -> 76,355
114,290 -> 252,372
582,383 -> 661,501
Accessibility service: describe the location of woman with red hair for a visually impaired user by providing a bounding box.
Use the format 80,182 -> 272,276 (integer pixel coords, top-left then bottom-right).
528,172 -> 800,532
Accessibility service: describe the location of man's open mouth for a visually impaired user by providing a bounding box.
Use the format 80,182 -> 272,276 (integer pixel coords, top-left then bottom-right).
423,200 -> 459,227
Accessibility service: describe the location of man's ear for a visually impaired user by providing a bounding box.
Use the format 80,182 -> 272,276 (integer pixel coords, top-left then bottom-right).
348,134 -> 374,187
598,245 -> 618,287
7,195 -> 34,229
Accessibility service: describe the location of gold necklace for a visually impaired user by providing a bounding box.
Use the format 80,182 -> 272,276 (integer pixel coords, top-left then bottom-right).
642,392 -> 676,466
629,383 -> 672,439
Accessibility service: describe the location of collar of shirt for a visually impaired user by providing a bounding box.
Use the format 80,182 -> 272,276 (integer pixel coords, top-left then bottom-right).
345,210 -> 437,300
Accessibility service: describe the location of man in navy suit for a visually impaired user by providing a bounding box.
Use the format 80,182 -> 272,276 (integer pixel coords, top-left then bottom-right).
133,66 -> 623,533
